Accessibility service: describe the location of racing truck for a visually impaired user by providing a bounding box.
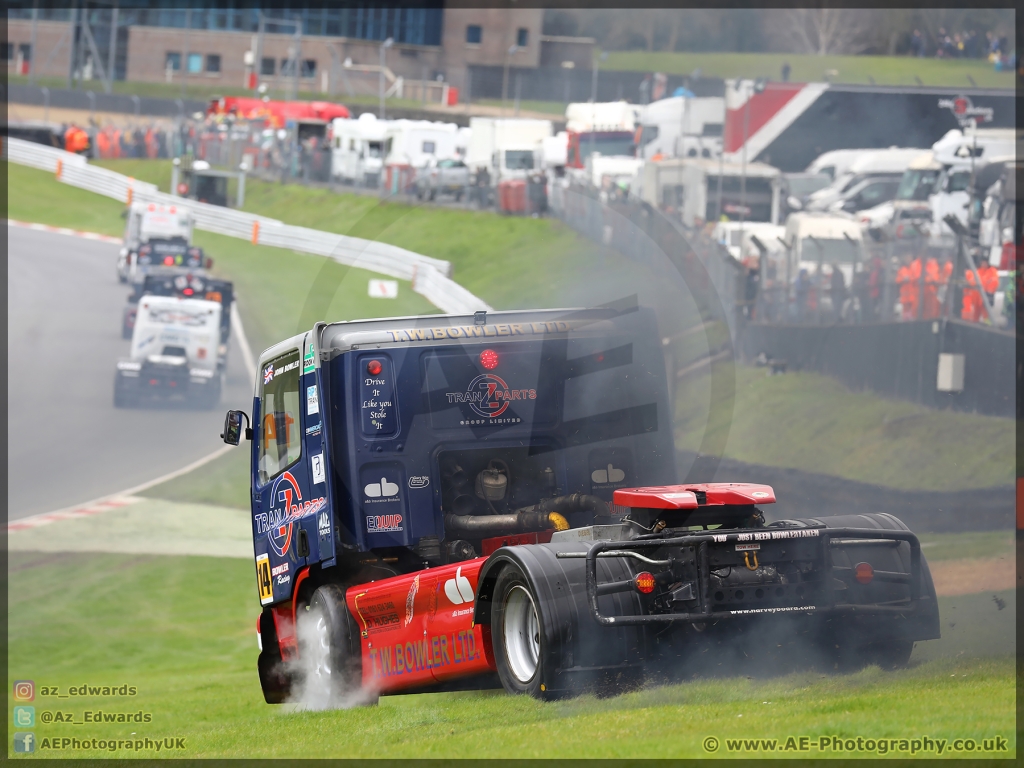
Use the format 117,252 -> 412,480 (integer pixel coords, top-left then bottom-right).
117,202 -> 197,283
221,307 -> 939,703
123,269 -> 233,354
115,294 -> 223,409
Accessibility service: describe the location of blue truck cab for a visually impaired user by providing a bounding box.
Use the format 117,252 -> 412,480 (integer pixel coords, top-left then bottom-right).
228,306 -> 675,610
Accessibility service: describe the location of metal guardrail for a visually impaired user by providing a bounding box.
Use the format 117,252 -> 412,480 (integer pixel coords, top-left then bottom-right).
3,137 -> 492,316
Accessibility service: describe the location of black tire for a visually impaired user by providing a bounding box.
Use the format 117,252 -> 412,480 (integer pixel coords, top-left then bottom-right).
113,377 -> 136,409
257,609 -> 292,704
196,376 -> 221,410
300,584 -> 376,706
490,564 -> 550,699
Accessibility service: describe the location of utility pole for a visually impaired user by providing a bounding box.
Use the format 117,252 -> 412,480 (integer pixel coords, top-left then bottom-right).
502,45 -> 519,116
105,2 -> 119,95
67,1 -> 78,89
379,36 -> 393,118
29,0 -> 38,84
181,7 -> 191,101
291,14 -> 301,100
588,51 -> 608,167
254,12 -> 264,91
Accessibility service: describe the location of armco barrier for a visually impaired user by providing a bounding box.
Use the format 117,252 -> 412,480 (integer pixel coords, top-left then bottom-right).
740,319 -> 1015,418
3,137 -> 492,316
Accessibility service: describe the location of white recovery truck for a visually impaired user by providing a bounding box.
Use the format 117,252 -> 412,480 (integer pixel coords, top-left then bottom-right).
466,117 -> 553,186
114,294 -> 223,409
117,202 -> 195,283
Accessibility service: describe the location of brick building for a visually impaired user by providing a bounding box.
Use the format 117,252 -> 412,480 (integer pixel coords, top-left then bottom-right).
5,5 -> 589,99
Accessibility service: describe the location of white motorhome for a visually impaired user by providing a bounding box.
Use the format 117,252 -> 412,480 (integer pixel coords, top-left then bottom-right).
635,96 -> 725,161
114,295 -> 223,408
117,202 -> 195,283
635,157 -> 781,228
331,113 -> 389,186
466,117 -> 553,184
384,119 -> 460,169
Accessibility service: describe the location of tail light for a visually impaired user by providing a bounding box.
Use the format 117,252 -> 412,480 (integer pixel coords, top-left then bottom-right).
854,562 -> 874,584
634,572 -> 656,594
366,360 -> 383,375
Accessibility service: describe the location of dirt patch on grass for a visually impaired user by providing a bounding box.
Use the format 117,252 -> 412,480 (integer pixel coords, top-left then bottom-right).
929,556 -> 1016,596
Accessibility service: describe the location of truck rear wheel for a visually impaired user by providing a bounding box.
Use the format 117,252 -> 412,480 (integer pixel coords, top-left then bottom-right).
491,564 -> 551,699
302,584 -> 377,706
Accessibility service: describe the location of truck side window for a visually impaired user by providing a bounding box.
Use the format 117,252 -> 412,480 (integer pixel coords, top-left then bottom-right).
258,349 -> 302,485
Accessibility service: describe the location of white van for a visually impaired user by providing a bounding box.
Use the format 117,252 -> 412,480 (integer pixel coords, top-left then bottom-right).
782,212 -> 866,287
805,148 -> 925,211
384,120 -> 460,169
804,149 -> 872,181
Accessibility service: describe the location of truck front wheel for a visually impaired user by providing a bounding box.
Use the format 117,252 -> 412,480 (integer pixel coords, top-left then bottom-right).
301,585 -> 377,706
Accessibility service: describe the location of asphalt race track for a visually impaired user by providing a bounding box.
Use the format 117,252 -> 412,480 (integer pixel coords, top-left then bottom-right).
7,226 -> 254,520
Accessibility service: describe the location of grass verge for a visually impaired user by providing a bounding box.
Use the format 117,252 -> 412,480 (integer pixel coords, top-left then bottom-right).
602,51 -> 1015,88
7,551 -> 1015,759
676,362 -> 1014,491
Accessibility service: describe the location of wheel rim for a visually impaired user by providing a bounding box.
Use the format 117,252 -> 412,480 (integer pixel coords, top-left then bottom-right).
503,585 -> 540,683
311,610 -> 333,683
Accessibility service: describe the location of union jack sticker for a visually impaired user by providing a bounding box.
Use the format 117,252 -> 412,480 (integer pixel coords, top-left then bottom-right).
263,365 -> 274,384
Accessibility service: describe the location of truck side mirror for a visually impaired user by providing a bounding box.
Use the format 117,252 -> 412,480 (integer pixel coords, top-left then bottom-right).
221,410 -> 251,445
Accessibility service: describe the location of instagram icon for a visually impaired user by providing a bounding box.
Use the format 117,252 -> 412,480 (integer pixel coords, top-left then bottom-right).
13,680 -> 35,702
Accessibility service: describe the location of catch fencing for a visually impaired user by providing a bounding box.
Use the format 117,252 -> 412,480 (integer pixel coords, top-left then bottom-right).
3,136 -> 491,316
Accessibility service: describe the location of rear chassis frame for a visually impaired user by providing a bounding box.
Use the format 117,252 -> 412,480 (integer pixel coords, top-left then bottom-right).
579,526 -> 924,626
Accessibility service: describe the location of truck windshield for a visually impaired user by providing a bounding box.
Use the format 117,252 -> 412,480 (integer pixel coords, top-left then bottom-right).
577,133 -> 636,163
367,141 -> 383,158
896,169 -> 940,201
504,150 -> 535,170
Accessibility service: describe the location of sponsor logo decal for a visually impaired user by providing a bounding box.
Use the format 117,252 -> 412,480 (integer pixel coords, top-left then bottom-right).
443,566 -> 474,606
591,464 -> 625,484
752,491 -> 770,498
264,471 -> 327,556
367,513 -> 403,533
369,630 -> 483,679
271,563 -> 289,576
408,476 -> 429,489
275,574 -> 291,586
364,476 -> 400,499
405,574 -> 420,626
305,422 -> 321,436
303,343 -> 316,374
446,373 -> 536,420
307,384 -> 319,415
311,452 -> 326,485
317,510 -> 330,538
385,320 -> 573,343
